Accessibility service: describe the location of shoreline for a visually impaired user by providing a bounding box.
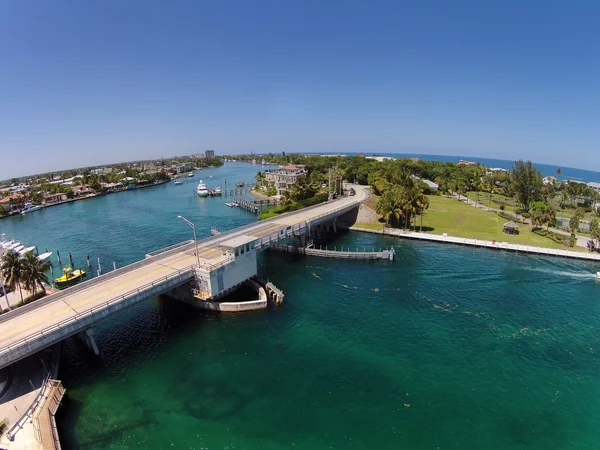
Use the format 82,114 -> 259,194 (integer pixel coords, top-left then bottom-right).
0,180 -> 170,220
349,226 -> 600,262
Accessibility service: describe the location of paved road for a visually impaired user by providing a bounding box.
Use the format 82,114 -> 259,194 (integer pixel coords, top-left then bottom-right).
0,186 -> 368,354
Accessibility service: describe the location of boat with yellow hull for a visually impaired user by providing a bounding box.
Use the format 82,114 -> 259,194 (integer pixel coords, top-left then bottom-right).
54,266 -> 86,288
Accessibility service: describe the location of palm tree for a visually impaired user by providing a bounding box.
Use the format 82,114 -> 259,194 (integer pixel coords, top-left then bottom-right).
417,195 -> 430,231
20,253 -> 51,297
1,251 -> 24,306
556,168 -> 562,183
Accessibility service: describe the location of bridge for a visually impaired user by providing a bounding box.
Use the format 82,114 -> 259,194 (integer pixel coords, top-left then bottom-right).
0,185 -> 370,369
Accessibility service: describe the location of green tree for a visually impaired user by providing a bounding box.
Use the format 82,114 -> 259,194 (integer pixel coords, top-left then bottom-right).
511,160 -> 543,211
569,208 -> 585,233
530,201 -> 548,229
556,167 -> 562,182
589,218 -> 600,250
1,251 -> 24,305
20,253 -> 51,296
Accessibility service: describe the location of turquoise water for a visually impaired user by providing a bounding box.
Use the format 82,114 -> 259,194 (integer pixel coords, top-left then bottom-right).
3,163 -> 600,449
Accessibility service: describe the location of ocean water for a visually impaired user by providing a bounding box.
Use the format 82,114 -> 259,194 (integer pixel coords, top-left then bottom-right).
2,162 -> 600,449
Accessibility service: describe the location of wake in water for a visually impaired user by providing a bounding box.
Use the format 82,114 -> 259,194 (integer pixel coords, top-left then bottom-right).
524,267 -> 599,281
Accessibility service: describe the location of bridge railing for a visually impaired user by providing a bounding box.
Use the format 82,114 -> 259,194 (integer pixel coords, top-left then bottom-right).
0,186 -> 369,325
0,265 -> 196,358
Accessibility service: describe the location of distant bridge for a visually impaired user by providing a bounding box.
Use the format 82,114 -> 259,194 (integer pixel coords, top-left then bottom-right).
0,185 -> 369,369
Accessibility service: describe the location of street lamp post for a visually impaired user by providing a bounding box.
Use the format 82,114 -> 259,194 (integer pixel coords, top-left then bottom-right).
177,215 -> 200,267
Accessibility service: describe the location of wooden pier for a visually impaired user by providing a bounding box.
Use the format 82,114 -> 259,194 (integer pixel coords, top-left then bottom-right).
269,243 -> 395,260
232,198 -> 280,214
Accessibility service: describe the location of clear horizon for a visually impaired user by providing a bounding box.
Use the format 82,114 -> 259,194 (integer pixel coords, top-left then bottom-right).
5,150 -> 600,183
2,1 -> 600,179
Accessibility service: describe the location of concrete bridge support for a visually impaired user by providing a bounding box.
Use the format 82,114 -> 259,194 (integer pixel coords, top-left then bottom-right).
77,328 -> 100,356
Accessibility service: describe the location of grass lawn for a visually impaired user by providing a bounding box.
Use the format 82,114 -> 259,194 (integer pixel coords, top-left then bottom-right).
465,191 -> 518,212
364,193 -> 380,211
422,196 -> 575,250
354,195 -> 585,251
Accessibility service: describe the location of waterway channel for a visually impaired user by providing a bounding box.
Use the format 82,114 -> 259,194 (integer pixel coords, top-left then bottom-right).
2,162 -> 600,449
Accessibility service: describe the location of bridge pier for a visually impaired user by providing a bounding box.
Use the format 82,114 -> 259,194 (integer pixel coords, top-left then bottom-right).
77,328 -> 100,356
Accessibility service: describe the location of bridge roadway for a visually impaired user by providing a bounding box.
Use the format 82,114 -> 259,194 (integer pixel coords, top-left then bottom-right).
0,185 -> 369,369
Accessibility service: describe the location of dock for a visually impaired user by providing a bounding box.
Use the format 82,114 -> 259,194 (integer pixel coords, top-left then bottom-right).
268,242 -> 395,260
352,227 -> 600,262
232,198 -> 280,214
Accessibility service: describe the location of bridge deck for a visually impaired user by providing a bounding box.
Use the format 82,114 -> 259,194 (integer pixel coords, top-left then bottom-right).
0,185 -> 368,367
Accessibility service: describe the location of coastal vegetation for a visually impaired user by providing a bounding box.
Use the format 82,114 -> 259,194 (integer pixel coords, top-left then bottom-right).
0,154 -> 223,216
245,153 -> 598,250
1,249 -> 51,309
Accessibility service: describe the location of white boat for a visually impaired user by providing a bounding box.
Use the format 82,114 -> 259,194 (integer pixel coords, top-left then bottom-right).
6,242 -> 21,251
37,252 -> 52,262
21,204 -> 44,214
12,245 -> 24,253
19,246 -> 36,256
215,186 -> 222,195
173,178 -> 183,185
0,240 -> 14,249
225,202 -> 235,207
187,172 -> 194,178
597,271 -> 600,279
196,180 -> 208,196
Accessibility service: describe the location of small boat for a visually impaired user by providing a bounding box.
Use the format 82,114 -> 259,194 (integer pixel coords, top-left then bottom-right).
187,172 -> 194,178
127,184 -> 136,190
19,246 -> 36,256
37,252 -> 53,262
225,202 -> 236,207
54,265 -> 86,288
597,272 -> 600,279
197,180 -> 208,197
173,178 -> 183,185
21,204 -> 44,214
12,245 -> 24,253
236,181 -> 245,187
214,186 -> 222,195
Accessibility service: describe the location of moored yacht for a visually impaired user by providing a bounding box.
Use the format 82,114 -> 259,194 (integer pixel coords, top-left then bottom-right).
196,180 -> 208,196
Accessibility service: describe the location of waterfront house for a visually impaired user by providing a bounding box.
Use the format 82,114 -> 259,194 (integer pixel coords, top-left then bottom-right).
543,176 -> 557,185
458,159 -> 477,166
43,193 -> 67,204
72,184 -> 94,197
264,164 -> 308,195
0,193 -> 26,212
101,182 -> 123,192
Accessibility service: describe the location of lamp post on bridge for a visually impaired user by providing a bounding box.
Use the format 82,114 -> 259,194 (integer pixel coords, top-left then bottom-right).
177,215 -> 200,268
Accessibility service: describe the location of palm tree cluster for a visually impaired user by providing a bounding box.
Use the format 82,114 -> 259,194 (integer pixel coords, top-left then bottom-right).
375,177 -> 430,230
0,251 -> 50,309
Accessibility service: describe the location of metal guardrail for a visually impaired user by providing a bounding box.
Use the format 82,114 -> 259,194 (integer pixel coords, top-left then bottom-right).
0,265 -> 195,358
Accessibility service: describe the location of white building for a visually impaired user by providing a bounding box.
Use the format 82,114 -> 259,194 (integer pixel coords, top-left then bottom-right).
587,181 -> 600,193
543,176 -> 557,185
366,156 -> 395,162
264,164 -> 308,195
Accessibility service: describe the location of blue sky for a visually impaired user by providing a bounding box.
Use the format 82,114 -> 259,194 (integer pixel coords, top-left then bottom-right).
1,0 -> 599,178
